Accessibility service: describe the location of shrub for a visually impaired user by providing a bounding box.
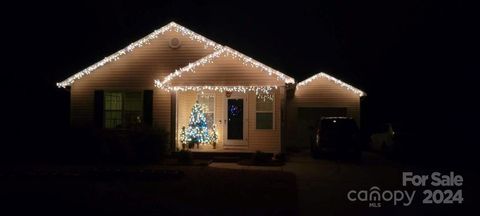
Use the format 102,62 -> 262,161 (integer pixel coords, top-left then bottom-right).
177,149 -> 193,165
252,151 -> 272,163
51,127 -> 169,164
133,128 -> 169,163
274,153 -> 287,162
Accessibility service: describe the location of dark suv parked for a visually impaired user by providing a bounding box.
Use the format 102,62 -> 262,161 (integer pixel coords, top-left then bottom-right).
311,117 -> 361,160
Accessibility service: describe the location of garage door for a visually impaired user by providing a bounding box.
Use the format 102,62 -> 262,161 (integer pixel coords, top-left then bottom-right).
296,107 -> 347,148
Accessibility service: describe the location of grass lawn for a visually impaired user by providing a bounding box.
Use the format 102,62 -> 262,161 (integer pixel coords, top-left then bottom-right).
0,166 -> 297,215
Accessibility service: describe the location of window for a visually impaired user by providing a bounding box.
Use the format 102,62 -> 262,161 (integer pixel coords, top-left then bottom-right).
104,92 -> 123,128
256,95 -> 274,129
104,92 -> 143,129
197,94 -> 215,129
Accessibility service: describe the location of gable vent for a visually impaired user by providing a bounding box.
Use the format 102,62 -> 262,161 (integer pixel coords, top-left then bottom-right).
169,37 -> 182,49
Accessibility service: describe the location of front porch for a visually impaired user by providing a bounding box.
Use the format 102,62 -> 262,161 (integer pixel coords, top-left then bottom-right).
174,90 -> 278,153
155,47 -> 292,153
171,86 -> 283,153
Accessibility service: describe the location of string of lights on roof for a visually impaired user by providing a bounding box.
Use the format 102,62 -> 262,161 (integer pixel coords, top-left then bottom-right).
162,85 -> 277,93
57,22 -> 364,99
154,46 -> 295,90
155,85 -> 277,100
296,72 -> 366,96
56,22 -> 223,88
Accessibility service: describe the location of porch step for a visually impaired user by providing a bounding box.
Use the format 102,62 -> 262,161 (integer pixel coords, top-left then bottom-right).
212,156 -> 242,163
191,152 -> 259,161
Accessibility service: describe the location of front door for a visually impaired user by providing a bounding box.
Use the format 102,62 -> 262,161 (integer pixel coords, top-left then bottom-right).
224,93 -> 247,146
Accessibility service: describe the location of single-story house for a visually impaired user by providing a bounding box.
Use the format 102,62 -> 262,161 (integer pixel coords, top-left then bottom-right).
57,22 -> 365,154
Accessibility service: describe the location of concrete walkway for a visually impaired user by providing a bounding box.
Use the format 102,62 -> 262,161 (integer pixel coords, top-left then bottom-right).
210,151 -> 402,215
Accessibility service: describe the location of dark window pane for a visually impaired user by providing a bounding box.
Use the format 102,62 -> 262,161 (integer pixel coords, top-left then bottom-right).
124,92 -> 143,127
256,113 -> 273,129
103,91 -> 143,129
105,111 -> 122,128
124,111 -> 142,127
124,92 -> 142,111
104,92 -> 122,110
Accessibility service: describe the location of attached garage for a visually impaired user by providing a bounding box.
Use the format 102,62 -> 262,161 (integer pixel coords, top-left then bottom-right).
286,73 -> 365,150
295,107 -> 347,148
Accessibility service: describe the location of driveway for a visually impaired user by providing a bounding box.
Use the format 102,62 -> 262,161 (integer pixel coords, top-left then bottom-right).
210,151 -> 407,215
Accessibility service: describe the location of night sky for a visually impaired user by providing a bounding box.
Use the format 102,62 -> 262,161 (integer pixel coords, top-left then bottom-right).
4,1 -> 477,164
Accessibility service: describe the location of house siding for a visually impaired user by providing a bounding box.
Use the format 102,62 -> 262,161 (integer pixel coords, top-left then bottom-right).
286,76 -> 361,149
168,54 -> 286,86
70,30 -> 216,135
247,89 -> 282,153
64,24 -> 363,155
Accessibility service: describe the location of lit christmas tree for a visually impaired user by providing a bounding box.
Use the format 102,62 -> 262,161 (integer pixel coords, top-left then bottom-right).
179,126 -> 190,149
186,101 -> 210,148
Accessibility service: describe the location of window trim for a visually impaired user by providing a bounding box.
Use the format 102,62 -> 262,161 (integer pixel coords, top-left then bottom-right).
196,93 -> 216,129
255,94 -> 275,130
103,91 -> 144,129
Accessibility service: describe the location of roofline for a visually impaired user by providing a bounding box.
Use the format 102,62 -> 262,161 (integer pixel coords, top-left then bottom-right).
296,72 -> 366,96
154,46 -> 295,89
56,21 -> 223,88
56,22 -> 364,96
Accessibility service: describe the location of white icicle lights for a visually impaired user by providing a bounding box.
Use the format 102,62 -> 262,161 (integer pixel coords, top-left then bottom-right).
56,22 -> 222,88
296,72 -> 366,96
57,21 -> 365,99
154,46 -> 295,89
159,85 -> 278,94
153,47 -> 294,97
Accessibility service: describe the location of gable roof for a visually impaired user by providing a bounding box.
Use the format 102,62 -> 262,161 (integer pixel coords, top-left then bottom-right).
57,22 -> 365,97
57,22 -> 223,88
296,72 -> 366,96
154,46 -> 295,90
